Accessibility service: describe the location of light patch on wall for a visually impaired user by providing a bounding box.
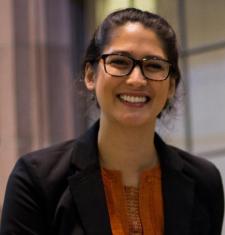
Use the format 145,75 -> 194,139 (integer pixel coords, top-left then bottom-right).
96,0 -> 129,25
133,0 -> 157,13
95,0 -> 157,25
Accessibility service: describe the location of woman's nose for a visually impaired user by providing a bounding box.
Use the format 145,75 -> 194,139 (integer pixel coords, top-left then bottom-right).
126,66 -> 147,87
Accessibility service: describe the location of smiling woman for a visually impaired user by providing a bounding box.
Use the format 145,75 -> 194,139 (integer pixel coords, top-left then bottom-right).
0,7 -> 224,235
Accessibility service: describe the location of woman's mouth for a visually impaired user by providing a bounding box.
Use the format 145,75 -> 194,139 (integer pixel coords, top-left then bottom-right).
118,94 -> 150,104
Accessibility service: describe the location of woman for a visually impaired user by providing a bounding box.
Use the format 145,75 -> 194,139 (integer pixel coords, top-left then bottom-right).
0,8 -> 224,235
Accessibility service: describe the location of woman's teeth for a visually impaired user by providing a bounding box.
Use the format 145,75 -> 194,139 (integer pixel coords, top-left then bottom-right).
119,95 -> 148,103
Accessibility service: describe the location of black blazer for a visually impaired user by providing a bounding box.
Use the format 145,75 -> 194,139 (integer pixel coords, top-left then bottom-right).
1,121 -> 224,235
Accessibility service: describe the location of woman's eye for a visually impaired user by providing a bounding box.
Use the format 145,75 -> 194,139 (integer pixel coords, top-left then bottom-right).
145,62 -> 163,71
109,59 -> 129,66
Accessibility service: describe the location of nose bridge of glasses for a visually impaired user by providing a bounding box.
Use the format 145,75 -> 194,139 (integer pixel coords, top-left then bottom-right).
130,58 -> 146,79
126,59 -> 146,82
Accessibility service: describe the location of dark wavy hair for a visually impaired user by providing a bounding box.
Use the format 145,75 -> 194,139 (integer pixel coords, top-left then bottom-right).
82,8 -> 181,116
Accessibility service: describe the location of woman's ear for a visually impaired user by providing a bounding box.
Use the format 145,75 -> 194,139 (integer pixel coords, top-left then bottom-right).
84,63 -> 96,91
168,78 -> 176,99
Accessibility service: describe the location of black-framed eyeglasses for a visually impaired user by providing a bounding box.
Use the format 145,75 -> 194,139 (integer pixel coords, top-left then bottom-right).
100,53 -> 172,81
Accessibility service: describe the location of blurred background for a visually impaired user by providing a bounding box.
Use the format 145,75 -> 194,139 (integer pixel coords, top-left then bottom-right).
0,0 -> 225,231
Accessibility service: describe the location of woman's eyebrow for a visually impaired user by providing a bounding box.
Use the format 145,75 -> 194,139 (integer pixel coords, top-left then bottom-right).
107,50 -> 167,60
143,55 -> 168,60
108,50 -> 132,57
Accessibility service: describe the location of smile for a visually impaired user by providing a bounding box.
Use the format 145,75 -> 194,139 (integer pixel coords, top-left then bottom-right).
118,94 -> 149,103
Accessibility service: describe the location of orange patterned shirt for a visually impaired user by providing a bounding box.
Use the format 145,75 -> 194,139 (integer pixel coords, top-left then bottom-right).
101,165 -> 164,235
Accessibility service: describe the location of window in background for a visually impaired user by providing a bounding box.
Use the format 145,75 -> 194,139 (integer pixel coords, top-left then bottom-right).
189,49 -> 225,154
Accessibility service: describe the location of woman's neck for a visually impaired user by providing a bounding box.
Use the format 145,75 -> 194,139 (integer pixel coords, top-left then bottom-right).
98,118 -> 158,175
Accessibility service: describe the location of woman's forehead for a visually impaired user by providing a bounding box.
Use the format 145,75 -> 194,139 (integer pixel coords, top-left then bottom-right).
103,23 -> 166,59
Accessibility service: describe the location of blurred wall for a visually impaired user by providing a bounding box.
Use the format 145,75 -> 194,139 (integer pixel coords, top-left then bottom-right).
0,0 -> 76,209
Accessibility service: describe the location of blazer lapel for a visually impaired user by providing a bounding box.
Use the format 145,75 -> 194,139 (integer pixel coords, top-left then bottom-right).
155,135 -> 195,235
162,166 -> 195,235
68,165 -> 112,235
69,122 -> 112,235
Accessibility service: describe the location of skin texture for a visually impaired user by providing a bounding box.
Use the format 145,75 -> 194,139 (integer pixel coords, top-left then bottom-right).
84,22 -> 176,186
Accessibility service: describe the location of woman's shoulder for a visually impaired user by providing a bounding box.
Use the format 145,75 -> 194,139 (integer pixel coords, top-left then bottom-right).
11,139 -> 77,192
170,146 -> 218,170
155,134 -> 221,182
169,145 -> 223,189
19,139 -> 76,172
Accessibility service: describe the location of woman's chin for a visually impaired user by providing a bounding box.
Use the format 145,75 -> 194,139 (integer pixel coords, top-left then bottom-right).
115,114 -> 156,128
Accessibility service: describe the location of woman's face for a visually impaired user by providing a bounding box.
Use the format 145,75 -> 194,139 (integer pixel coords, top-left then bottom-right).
85,22 -> 175,127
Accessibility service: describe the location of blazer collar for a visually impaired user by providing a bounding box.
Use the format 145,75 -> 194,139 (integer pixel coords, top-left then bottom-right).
71,121 -> 100,170
69,121 -> 112,235
69,121 -> 195,235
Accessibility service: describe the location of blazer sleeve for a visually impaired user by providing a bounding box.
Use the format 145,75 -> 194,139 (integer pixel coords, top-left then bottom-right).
190,155 -> 224,235
210,165 -> 224,235
0,158 -> 47,235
